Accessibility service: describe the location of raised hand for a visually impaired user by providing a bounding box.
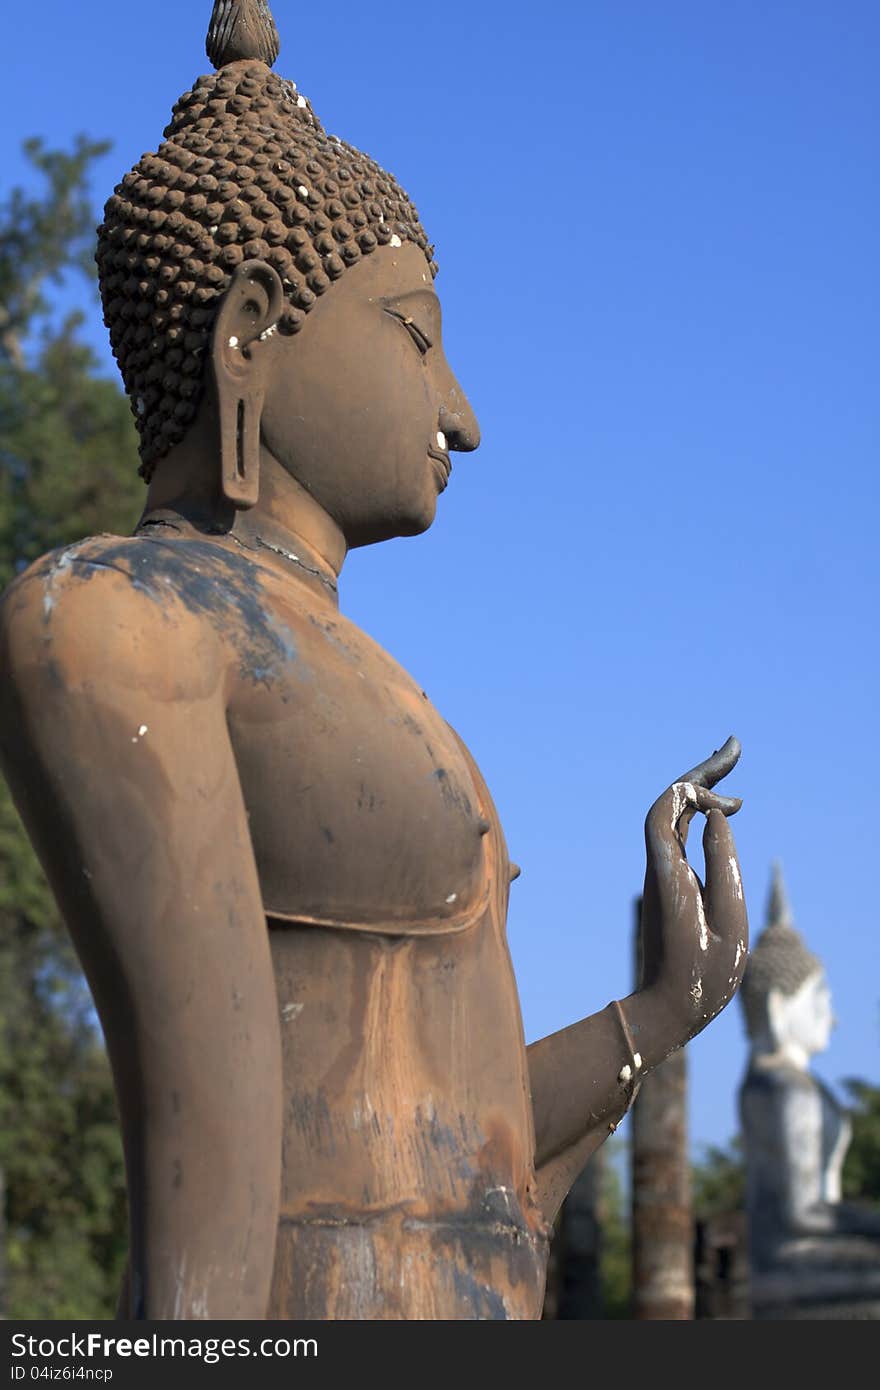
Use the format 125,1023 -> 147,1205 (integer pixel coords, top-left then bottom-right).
639,736 -> 749,1050
527,737 -> 749,1221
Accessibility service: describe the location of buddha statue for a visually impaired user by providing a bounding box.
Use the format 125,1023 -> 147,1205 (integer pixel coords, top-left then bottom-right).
0,0 -> 751,1319
739,864 -> 880,1318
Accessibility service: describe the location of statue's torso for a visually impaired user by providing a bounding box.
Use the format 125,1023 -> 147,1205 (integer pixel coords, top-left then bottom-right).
740,1062 -> 850,1263
66,531 -> 548,1317
4,530 -> 548,1315
740,1059 -> 880,1317
225,553 -> 547,1317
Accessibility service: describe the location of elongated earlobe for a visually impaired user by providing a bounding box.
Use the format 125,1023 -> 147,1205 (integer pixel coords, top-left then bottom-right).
214,359 -> 263,510
209,260 -> 284,511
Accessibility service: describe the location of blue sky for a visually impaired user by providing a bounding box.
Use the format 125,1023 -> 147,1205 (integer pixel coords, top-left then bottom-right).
3,0 -> 878,1158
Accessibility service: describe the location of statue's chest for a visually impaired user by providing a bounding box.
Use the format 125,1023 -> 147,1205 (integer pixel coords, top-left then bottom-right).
228,604 -> 496,932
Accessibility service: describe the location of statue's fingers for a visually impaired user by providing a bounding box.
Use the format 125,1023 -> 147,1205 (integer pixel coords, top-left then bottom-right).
692,784 -> 742,817
645,789 -> 704,914
646,782 -> 740,858
646,781 -> 697,853
702,809 -> 749,978
677,735 -> 741,791
684,785 -> 742,854
641,840 -> 708,997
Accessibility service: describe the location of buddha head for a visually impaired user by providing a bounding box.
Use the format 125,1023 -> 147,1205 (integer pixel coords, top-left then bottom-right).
95,0 -> 479,546
739,863 -> 833,1066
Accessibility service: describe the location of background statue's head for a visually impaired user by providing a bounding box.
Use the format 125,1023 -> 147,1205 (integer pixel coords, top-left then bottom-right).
739,863 -> 833,1065
95,0 -> 478,544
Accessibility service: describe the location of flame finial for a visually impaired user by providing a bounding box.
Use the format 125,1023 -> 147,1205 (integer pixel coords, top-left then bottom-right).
766,860 -> 794,930
206,0 -> 281,69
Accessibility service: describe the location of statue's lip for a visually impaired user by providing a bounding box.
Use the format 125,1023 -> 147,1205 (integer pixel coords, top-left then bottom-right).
427,445 -> 451,491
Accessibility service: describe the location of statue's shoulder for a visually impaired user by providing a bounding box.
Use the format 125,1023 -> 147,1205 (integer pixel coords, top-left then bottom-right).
0,532 -> 225,696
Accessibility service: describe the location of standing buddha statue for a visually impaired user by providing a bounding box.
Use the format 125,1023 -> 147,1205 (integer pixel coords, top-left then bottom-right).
0,0 -> 750,1318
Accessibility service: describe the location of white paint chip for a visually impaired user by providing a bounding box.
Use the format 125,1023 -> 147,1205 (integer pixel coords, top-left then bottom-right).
389,234 -> 402,248
695,894 -> 709,952
436,431 -> 447,451
297,95 -> 307,108
445,892 -> 457,904
228,335 -> 239,348
618,1065 -> 633,1085
282,1003 -> 303,1022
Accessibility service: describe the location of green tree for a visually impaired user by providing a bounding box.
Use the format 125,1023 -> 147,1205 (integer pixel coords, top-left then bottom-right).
598,1139 -> 631,1318
841,1078 -> 880,1208
691,1136 -> 745,1221
0,136 -> 144,587
0,136 -> 109,369
0,137 -> 142,1317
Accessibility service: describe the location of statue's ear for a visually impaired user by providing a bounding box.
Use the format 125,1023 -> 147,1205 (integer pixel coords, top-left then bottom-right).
209,260 -> 285,510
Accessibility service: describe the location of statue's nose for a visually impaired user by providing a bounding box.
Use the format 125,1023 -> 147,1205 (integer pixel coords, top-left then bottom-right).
439,394 -> 480,454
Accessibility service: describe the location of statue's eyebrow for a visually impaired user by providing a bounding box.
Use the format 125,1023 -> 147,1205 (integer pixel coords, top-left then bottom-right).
381,288 -> 441,328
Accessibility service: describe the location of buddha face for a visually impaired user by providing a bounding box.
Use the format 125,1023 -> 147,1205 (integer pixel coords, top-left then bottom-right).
256,242 -> 480,548
769,968 -> 834,1060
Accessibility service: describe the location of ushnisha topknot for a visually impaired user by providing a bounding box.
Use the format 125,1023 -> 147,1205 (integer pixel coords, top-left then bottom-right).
96,0 -> 436,478
739,863 -> 824,1039
206,0 -> 280,69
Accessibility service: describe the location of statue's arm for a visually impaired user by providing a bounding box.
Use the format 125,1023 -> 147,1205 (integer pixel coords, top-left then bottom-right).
527,1001 -> 644,1221
0,555 -> 282,1318
527,741 -> 749,1222
823,1109 -> 851,1203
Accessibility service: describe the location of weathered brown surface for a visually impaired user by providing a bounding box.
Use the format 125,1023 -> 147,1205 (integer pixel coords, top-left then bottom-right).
0,0 -> 751,1319
265,734 -> 549,1319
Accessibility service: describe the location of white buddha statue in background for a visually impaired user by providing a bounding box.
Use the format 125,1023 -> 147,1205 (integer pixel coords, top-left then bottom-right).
738,864 -> 880,1318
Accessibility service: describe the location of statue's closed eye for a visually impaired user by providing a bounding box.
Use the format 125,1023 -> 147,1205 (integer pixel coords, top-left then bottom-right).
384,308 -> 432,355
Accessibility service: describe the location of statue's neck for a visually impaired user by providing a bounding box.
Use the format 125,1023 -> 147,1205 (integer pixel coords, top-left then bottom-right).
141,438 -> 346,607
228,451 -> 346,595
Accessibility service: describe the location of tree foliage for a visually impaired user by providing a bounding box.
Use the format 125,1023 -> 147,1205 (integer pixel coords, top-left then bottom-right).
841,1078 -> 880,1208
597,1139 -> 631,1318
0,137 -> 142,1317
0,136 -> 144,589
691,1136 -> 745,1221
0,137 -> 108,369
